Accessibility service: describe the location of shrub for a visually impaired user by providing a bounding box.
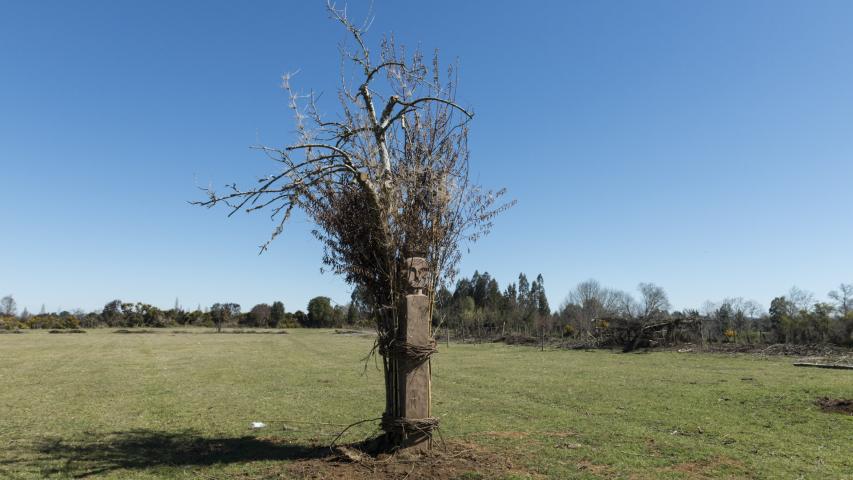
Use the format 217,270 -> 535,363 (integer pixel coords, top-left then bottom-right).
0,316 -> 22,330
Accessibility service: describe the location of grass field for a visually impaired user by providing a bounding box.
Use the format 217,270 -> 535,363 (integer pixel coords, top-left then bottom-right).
0,329 -> 850,479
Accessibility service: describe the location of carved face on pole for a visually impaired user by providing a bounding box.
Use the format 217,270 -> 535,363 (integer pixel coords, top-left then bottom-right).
405,257 -> 431,295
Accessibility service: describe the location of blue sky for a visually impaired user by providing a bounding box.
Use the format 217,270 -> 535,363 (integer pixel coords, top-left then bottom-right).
2,1 -> 851,314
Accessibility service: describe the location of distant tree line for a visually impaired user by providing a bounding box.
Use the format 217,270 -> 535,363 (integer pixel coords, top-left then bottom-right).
430,275 -> 852,348
1,280 -> 851,346
556,281 -> 853,347
0,295 -> 372,331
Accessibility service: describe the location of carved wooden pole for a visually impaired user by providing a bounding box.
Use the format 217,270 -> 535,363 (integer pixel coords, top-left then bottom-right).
391,256 -> 436,450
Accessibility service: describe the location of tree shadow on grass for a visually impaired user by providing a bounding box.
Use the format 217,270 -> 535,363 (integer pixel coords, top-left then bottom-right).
3,429 -> 329,478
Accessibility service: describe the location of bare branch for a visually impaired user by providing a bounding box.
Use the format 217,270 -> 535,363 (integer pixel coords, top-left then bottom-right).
382,96 -> 473,130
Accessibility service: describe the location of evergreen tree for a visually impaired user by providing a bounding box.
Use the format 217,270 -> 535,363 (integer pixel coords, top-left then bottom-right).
270,301 -> 286,327
472,271 -> 488,308
768,296 -> 790,342
528,275 -> 542,318
517,273 -> 530,312
535,274 -> 550,317
307,297 -> 335,328
485,277 -> 501,311
102,300 -> 123,326
503,283 -> 518,313
453,278 -> 474,301
346,286 -> 372,325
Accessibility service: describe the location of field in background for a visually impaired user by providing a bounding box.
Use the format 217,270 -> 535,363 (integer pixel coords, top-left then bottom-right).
0,329 -> 850,479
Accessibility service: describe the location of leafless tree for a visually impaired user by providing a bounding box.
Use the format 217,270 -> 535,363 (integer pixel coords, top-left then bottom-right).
638,282 -> 670,323
597,284 -> 671,352
194,2 -> 510,449
534,313 -> 553,350
564,279 -> 619,333
611,289 -> 639,318
726,297 -> 762,343
567,279 -> 619,313
0,295 -> 16,317
828,283 -> 852,316
787,286 -> 815,313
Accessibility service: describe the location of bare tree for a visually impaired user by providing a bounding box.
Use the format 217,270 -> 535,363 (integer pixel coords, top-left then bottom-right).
612,289 -> 639,319
0,295 -> 16,317
564,279 -> 619,334
787,286 -> 814,313
194,3 -> 510,450
602,284 -> 671,352
828,283 -> 853,317
638,282 -> 670,323
725,297 -> 762,343
567,279 -> 613,313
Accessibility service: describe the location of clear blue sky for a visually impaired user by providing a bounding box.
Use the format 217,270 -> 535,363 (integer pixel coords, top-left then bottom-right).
2,1 -> 852,314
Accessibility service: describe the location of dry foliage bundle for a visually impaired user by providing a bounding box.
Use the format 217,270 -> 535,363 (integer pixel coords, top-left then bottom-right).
195,2 -> 511,449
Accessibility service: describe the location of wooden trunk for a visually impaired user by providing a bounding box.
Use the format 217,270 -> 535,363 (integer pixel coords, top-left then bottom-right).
393,293 -> 432,450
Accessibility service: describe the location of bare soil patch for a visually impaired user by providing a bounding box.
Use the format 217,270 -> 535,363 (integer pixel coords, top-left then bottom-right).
575,459 -> 616,477
816,397 -> 853,415
286,440 -> 531,480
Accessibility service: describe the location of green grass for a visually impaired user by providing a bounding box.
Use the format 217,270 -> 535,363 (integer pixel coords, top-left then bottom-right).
0,329 -> 850,478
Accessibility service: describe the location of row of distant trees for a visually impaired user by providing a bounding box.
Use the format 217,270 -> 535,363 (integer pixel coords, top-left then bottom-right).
2,280 -> 851,346
432,271 -> 551,338
431,275 -> 853,347
552,280 -> 852,346
0,295 -> 370,331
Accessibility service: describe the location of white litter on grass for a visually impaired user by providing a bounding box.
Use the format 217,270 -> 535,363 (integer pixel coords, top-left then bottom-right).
250,422 -> 267,429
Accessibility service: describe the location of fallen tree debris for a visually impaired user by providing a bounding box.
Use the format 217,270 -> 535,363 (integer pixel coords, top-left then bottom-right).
793,363 -> 853,370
